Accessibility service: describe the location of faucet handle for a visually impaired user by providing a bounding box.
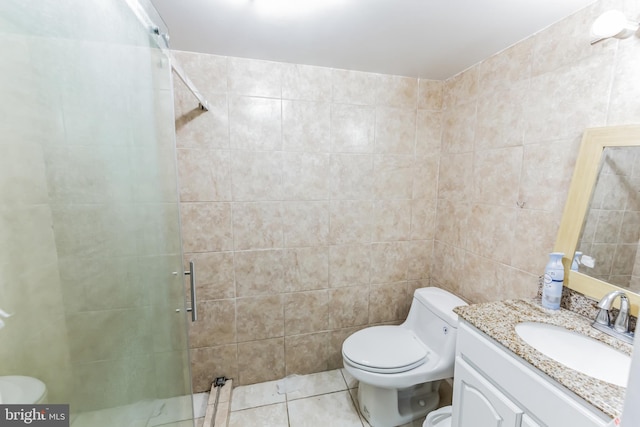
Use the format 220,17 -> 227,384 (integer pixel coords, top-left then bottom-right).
594,308 -> 611,326
613,295 -> 630,333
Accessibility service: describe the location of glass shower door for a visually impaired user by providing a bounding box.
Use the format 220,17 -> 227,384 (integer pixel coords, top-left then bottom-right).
0,0 -> 194,425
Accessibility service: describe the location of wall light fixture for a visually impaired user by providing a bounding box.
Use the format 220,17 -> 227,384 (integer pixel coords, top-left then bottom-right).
591,10 -> 639,45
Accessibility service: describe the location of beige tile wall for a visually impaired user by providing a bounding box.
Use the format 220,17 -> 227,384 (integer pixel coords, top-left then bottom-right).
432,0 -> 640,302
174,54 -> 442,389
176,0 -> 640,390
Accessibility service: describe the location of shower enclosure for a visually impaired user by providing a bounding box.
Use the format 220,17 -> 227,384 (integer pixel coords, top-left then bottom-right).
0,0 -> 195,425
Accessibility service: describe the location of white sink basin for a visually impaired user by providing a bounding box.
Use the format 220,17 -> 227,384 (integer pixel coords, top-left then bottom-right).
515,322 -> 631,387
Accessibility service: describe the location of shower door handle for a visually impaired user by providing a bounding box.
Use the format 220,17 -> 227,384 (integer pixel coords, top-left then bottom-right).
185,260 -> 197,322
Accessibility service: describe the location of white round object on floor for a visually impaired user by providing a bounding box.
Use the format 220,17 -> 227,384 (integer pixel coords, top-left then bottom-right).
424,405 -> 452,427
0,376 -> 47,404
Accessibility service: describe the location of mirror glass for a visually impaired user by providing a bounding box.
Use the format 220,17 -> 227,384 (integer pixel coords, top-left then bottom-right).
554,125 -> 640,315
576,146 -> 640,292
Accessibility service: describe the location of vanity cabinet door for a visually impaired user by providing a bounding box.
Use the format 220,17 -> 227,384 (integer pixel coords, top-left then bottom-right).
521,414 -> 543,427
452,357 -> 523,427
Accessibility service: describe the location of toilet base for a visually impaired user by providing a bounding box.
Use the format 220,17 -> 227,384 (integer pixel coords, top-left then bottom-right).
358,380 -> 440,427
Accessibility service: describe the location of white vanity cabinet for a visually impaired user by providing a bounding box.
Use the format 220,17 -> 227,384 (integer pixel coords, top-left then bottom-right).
452,321 -> 612,427
453,357 -> 530,427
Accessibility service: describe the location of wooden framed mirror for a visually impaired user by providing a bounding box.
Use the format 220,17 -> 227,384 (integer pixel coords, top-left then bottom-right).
554,125 -> 640,316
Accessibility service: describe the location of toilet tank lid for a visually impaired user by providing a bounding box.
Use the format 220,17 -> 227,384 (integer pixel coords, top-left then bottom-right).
414,288 -> 468,326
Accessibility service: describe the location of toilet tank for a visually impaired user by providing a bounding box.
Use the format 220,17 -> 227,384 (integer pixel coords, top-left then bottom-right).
403,287 -> 468,362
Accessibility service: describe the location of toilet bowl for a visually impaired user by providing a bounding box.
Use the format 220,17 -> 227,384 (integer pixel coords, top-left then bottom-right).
0,376 -> 48,404
342,287 -> 466,427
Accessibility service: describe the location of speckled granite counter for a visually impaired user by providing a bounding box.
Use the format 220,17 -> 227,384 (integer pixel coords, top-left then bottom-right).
454,299 -> 633,419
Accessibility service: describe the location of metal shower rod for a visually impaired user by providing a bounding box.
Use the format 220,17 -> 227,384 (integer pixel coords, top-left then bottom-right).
125,0 -> 210,111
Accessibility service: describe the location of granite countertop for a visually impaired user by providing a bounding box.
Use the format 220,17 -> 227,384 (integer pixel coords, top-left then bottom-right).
454,298 -> 633,419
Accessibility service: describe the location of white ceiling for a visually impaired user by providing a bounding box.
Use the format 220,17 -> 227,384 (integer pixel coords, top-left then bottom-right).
150,0 -> 596,80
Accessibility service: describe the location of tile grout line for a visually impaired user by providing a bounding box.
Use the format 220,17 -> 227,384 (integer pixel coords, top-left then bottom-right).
339,369 -> 367,427
230,369 -> 367,426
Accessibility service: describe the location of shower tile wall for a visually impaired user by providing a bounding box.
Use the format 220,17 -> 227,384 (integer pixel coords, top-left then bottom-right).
173,54 -> 443,389
45,39 -> 190,411
431,0 -> 640,303
0,32 -> 72,404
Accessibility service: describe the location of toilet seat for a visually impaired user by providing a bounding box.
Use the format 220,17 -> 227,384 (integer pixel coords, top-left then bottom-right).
342,326 -> 428,373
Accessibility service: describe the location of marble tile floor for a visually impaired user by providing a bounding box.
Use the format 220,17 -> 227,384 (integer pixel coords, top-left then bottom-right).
229,369 -> 452,427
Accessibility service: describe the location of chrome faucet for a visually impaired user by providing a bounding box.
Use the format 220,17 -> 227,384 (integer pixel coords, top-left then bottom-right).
592,290 -> 635,344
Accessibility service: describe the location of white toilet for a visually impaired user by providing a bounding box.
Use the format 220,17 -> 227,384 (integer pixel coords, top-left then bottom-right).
0,376 -> 48,404
342,287 -> 466,427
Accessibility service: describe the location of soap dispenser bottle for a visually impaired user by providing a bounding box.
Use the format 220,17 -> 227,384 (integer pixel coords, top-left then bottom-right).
542,252 -> 564,310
